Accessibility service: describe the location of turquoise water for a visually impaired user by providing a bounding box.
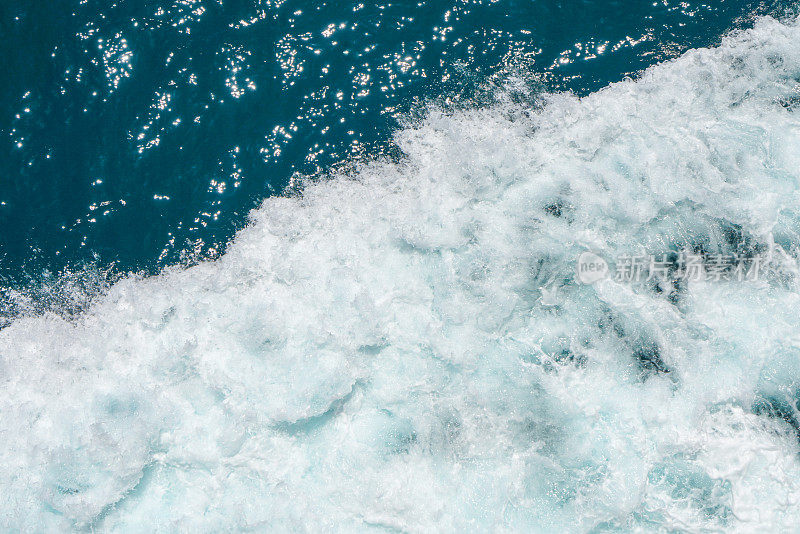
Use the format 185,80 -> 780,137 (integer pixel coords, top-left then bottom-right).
0,0 -> 790,285
4,2 -> 800,532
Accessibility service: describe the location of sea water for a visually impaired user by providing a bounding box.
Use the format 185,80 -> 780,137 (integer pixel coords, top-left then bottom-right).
3,5 -> 800,534
0,0 -> 789,282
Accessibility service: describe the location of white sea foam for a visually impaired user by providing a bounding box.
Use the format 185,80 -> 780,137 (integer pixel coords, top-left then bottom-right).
3,15 -> 800,532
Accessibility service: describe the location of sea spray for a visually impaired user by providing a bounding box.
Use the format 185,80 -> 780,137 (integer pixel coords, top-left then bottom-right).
2,15 -> 800,532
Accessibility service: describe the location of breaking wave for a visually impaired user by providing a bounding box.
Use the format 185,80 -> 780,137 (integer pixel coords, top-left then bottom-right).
3,15 -> 800,532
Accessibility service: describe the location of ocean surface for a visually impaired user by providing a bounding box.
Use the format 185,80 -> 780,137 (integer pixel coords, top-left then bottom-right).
1,0 -> 792,285
3,1 -> 800,532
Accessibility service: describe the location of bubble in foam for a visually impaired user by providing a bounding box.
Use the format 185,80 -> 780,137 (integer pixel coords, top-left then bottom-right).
3,15 -> 800,532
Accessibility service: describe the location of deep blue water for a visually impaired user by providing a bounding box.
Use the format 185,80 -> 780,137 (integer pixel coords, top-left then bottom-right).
0,0 -> 791,286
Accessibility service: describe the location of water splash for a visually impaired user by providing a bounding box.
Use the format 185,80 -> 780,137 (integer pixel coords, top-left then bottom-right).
3,15 -> 800,532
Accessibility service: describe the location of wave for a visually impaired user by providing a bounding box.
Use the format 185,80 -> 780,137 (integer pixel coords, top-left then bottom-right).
3,15 -> 800,532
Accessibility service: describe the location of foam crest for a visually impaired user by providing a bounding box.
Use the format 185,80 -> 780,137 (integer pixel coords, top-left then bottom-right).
3,15 -> 800,532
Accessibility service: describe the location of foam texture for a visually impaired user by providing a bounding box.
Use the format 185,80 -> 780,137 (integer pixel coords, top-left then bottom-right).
3,15 -> 800,532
